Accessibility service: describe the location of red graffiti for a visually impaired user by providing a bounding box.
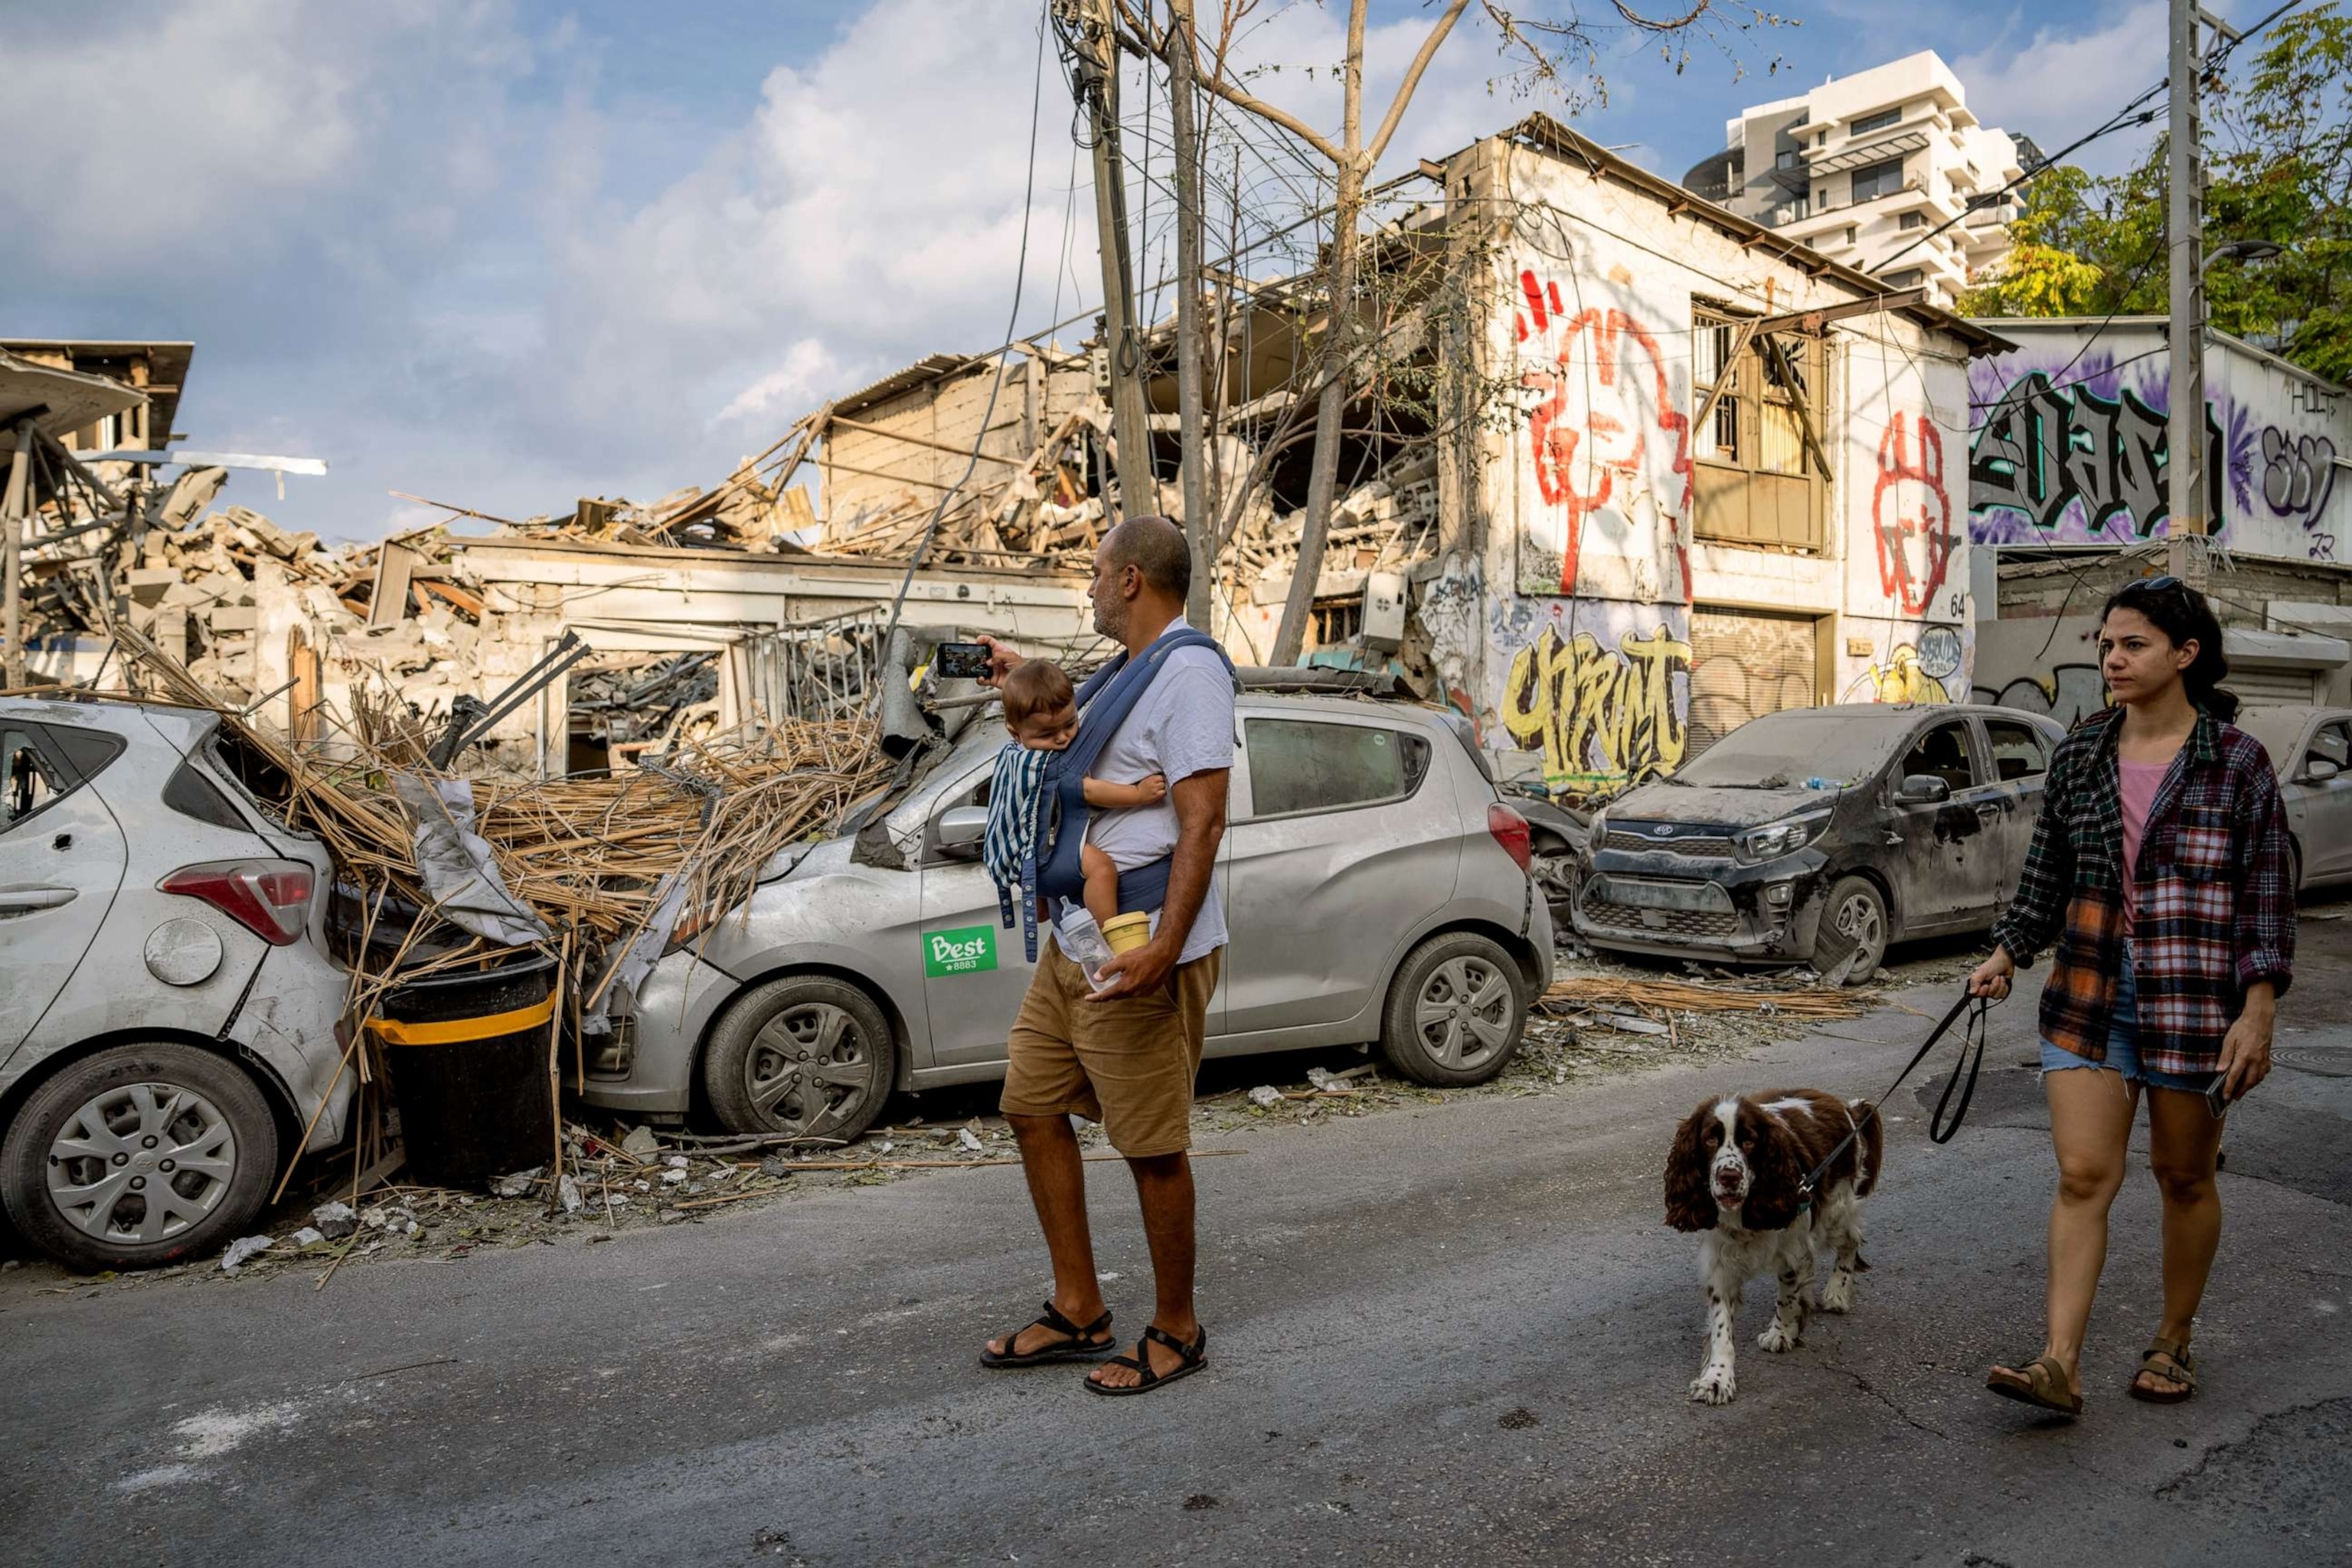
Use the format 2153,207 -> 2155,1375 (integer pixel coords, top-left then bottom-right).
1517,271 -> 1692,598
1871,413 -> 1956,617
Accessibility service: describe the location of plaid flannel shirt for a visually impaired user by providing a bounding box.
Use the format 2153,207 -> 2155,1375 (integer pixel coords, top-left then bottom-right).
1988,705 -> 2295,1075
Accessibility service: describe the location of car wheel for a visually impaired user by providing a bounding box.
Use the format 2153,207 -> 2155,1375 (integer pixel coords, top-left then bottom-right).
0,1044 -> 278,1273
1379,933 -> 1528,1087
1814,876 -> 1889,986
704,976 -> 897,1141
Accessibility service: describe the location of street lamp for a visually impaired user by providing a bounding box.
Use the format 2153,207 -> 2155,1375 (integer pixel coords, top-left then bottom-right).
2203,237 -> 2286,270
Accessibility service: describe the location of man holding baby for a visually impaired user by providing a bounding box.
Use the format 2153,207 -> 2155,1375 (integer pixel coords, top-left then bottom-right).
973,515 -> 1233,1397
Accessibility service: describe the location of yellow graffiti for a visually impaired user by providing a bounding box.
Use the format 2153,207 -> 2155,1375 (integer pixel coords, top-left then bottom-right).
1501,624 -> 1691,789
1864,644 -> 1950,704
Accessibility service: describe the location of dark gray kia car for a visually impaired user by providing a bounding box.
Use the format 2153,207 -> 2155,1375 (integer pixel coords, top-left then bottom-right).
1574,703 -> 2067,980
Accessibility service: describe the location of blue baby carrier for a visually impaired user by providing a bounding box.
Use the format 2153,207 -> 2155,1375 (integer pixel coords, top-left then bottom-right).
1006,624 -> 1233,961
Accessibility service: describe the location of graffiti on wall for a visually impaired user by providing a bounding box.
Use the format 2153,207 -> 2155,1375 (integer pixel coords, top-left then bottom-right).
1844,623 -> 1964,704
1969,368 -> 2226,544
1872,413 -> 1958,616
1494,602 -> 1691,792
2262,427 -> 2339,558
1513,268 -> 1691,600
1974,665 -> 2109,727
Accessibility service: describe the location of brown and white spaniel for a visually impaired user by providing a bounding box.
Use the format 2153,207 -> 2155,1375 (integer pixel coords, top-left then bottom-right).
1664,1089 -> 1884,1405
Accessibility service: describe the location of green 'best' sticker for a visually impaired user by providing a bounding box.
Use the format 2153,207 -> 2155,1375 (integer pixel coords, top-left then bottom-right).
924,925 -> 998,977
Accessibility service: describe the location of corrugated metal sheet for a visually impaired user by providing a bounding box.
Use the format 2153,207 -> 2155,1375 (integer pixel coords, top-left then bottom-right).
1686,607 -> 1820,756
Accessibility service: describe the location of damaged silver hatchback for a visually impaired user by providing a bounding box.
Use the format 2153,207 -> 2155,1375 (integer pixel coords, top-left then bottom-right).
1,696 -> 353,1271
1575,704 -> 2066,981
584,692 -> 1553,1142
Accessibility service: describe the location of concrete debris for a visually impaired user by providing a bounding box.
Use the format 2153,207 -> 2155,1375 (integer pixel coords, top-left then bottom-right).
760,1158 -> 795,1179
1247,1086 -> 1285,1109
664,1155 -> 688,1169
220,1236 -> 274,1274
957,1128 -> 985,1153
661,1168 -> 689,1185
490,1168 -> 543,1199
621,1126 -> 662,1157
309,1201 -> 357,1240
291,1227 -> 326,1248
657,1207 -> 688,1224
558,1174 -> 585,1214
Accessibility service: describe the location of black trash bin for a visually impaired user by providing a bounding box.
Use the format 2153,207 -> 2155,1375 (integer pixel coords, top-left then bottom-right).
370,953 -> 558,1189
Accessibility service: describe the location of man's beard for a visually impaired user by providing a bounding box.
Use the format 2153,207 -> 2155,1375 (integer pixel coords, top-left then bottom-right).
1092,594 -> 1127,642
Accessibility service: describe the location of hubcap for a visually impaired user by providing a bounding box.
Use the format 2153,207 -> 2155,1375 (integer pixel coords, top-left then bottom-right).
45,1083 -> 238,1245
744,1003 -> 880,1138
1413,956 -> 1515,1070
1834,894 -> 1885,971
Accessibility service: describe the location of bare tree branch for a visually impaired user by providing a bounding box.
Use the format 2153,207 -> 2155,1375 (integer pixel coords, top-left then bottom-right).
1367,0 -> 1474,164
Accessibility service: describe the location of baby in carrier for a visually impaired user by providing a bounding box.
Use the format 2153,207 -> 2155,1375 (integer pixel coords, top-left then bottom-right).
984,658 -> 1165,940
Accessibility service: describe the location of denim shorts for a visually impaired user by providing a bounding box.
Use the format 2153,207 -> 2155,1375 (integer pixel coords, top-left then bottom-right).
2039,944 -> 2211,1094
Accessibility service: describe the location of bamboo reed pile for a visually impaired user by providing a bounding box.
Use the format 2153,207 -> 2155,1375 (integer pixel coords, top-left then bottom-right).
1541,976 -> 1874,1021
102,610 -> 893,983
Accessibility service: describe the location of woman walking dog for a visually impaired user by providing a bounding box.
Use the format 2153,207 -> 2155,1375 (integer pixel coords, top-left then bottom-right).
1968,576 -> 2295,1416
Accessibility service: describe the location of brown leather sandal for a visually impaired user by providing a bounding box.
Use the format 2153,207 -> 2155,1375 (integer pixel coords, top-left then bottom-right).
2128,1338 -> 2197,1403
1986,1354 -> 2083,1416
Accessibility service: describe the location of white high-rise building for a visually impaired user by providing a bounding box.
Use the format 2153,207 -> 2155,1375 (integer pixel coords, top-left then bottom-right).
1681,52 -> 2036,306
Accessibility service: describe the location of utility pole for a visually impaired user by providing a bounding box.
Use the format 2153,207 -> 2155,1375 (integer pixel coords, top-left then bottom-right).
1062,0 -> 1157,520
1165,0 -> 1213,626
2164,0 -> 2209,587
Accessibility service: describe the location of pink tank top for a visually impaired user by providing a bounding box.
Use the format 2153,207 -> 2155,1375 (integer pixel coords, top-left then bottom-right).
2118,760 -> 2169,933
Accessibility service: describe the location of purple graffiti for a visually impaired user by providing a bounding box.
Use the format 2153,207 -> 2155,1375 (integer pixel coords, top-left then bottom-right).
1969,370 -> 2225,543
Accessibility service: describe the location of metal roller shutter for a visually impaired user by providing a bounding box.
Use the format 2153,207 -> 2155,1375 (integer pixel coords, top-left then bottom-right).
1686,607 -> 1821,757
2229,665 -> 2322,705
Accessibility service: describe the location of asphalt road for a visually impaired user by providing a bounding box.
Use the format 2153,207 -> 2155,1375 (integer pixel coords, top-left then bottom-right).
6,920 -> 2350,1567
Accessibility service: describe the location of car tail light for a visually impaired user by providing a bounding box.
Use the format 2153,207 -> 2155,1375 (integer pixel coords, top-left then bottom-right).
160,860 -> 315,946
1487,802 -> 1534,874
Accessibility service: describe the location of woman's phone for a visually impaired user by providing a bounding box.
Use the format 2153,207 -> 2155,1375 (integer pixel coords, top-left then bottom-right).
935,641 -> 993,681
2203,1073 -> 2234,1119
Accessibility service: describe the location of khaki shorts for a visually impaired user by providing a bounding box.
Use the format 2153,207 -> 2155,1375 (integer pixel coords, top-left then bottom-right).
1000,945 -> 1221,1158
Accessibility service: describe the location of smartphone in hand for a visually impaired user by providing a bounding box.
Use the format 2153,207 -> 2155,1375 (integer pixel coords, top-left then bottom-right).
935,641 -> 993,681
2203,1073 -> 2234,1119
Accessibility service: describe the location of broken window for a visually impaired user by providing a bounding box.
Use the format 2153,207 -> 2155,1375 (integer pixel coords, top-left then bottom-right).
1900,722 -> 1977,794
1984,720 -> 2048,782
2,729 -> 64,828
1690,304 -> 1828,550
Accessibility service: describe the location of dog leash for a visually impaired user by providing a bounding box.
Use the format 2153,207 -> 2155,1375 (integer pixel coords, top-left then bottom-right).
1795,988 -> 1997,1205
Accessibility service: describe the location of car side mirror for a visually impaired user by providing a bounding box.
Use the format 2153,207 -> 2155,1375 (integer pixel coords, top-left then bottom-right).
1896,773 -> 1952,805
935,805 -> 989,854
2307,757 -> 2343,783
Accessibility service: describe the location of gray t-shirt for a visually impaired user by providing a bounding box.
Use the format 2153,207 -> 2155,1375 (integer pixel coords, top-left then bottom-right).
1061,627 -> 1235,965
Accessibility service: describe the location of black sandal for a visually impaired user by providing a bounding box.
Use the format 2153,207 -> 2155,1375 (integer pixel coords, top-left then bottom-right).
1084,1323 -> 1208,1396
981,1302 -> 1116,1368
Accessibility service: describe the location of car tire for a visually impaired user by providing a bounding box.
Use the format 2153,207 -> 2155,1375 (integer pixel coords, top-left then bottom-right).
1379,932 -> 1528,1087
1814,875 -> 1890,986
1,1043 -> 279,1274
704,975 -> 898,1142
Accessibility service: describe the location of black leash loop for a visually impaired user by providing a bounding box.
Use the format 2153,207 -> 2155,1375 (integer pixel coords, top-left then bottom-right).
1795,988 -> 1996,1202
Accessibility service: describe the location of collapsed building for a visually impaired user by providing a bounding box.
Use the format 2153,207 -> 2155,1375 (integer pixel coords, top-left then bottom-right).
43,115 -> 2341,805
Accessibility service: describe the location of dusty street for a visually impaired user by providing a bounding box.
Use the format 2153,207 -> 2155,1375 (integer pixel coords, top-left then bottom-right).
5,912 -> 2348,1567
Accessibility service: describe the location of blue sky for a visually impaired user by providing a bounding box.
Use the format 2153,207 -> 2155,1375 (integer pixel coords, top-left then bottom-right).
0,0 -> 2181,543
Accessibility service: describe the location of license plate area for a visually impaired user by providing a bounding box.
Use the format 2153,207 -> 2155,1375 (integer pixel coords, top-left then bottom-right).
1588,875 -> 1733,913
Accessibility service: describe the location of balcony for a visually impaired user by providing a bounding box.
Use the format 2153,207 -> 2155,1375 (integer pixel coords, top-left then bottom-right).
1802,126 -> 1932,175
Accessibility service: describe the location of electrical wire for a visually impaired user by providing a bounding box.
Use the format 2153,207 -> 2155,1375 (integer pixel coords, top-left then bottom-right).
880,0 -> 1051,648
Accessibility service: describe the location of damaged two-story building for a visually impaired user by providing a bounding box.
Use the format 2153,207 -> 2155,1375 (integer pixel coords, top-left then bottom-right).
1410,116 -> 2004,795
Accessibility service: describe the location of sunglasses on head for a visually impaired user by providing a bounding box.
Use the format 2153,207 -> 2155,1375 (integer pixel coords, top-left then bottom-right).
2115,574 -> 2183,595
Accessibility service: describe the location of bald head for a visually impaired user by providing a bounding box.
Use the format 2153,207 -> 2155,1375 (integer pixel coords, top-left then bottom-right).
1102,515 -> 1191,604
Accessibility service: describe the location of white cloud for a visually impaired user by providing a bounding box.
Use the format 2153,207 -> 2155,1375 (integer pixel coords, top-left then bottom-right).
715,338 -> 842,427
1954,2 -> 2168,174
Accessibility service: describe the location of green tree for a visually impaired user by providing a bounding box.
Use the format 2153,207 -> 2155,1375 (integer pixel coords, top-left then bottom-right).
1961,2 -> 2352,384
